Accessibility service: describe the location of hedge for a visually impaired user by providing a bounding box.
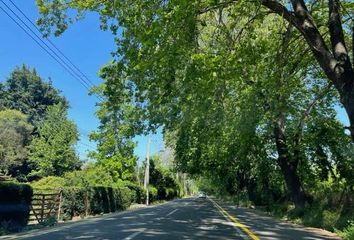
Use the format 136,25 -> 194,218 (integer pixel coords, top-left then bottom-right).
124,182 -> 145,204
148,185 -> 158,203
123,183 -> 179,204
0,182 -> 33,231
61,186 -> 132,220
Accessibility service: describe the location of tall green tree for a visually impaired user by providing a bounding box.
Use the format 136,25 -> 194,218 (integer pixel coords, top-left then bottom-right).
35,0 -> 353,139
0,109 -> 33,175
88,84 -> 139,182
28,104 -> 80,177
34,0 -> 353,209
0,65 -> 68,123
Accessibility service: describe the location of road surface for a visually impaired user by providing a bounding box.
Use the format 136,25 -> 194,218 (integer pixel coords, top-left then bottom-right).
1,197 -> 340,240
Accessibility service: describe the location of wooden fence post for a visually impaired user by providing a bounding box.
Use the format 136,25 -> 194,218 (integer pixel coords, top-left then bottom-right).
84,191 -> 89,217
40,194 -> 45,223
57,189 -> 63,222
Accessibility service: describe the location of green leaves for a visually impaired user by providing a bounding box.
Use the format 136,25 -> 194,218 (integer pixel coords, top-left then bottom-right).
88,83 -> 138,182
35,0 -> 354,209
28,104 -> 80,178
0,65 -> 68,124
0,109 -> 33,174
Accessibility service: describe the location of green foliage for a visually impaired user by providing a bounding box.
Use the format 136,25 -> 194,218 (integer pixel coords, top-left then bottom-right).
0,182 -> 33,232
148,185 -> 158,203
28,104 -> 80,178
30,176 -> 66,190
0,110 -> 33,175
265,183 -> 354,234
61,187 -> 86,220
64,165 -> 114,188
148,156 -> 179,201
88,84 -> 138,182
90,186 -> 131,214
61,186 -> 131,220
123,182 -> 145,204
0,65 -> 68,123
336,222 -> 354,240
39,215 -> 57,227
34,0 -> 353,235
30,172 -> 132,220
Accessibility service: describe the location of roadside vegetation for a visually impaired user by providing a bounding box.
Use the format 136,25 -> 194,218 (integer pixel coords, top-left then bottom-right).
0,66 -> 185,234
0,0 -> 353,239
33,0 -> 353,238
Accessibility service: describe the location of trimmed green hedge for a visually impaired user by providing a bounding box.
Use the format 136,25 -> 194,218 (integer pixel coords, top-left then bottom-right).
60,186 -> 131,220
148,185 -> 158,202
0,182 -> 33,231
124,182 -> 145,204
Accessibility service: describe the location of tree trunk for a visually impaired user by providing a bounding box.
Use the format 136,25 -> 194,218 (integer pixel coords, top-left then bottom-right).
261,0 -> 354,141
274,113 -> 307,209
340,85 -> 354,140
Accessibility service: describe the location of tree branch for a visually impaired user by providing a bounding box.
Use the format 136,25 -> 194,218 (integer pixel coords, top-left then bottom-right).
328,0 -> 350,62
196,0 -> 239,15
290,0 -> 309,16
296,82 -> 334,139
260,0 -> 298,27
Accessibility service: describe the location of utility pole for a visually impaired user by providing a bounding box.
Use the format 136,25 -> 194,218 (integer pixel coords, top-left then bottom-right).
144,138 -> 151,205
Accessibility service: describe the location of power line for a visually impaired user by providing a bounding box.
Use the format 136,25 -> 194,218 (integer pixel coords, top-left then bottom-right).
78,141 -> 96,151
0,1 -> 100,153
0,0 -> 101,94
0,3 -> 91,90
0,0 -> 92,89
7,0 -> 96,88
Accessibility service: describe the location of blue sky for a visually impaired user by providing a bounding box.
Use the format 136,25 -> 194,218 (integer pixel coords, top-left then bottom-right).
0,0 -> 164,163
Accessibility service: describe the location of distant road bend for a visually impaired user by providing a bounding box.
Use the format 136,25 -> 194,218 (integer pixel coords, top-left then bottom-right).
1,197 -> 340,240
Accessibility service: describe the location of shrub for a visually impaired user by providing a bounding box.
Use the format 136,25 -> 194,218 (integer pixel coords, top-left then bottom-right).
61,187 -> 86,220
61,186 -> 132,220
165,187 -> 178,200
0,182 -> 33,232
117,186 -> 132,210
337,221 -> 354,240
64,166 -> 114,188
124,182 -> 145,204
30,176 -> 65,190
148,185 -> 158,202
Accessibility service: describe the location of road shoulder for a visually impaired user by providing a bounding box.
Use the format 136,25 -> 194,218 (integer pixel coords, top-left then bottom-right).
210,197 -> 341,240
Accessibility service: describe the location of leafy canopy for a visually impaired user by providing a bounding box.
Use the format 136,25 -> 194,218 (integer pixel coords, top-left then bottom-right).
28,103 -> 80,177
0,65 -> 68,123
0,109 -> 33,174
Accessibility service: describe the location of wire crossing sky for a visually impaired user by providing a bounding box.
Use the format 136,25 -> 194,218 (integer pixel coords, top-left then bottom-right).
0,0 -> 164,162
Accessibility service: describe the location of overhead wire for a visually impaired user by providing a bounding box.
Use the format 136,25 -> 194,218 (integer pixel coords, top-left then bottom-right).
0,0 -> 100,153
0,0 -> 102,96
0,3 -> 91,90
7,0 -> 97,88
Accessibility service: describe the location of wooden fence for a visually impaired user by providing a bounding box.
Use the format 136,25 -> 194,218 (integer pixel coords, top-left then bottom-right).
29,190 -> 62,224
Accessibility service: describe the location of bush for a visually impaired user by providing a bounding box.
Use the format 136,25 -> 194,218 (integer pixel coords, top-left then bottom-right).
116,186 -> 132,210
0,182 -> 33,232
337,221 -> 354,240
64,166 -> 114,188
157,187 -> 178,201
165,187 -> 178,200
124,182 -> 145,204
148,185 -> 158,203
61,186 -> 132,220
61,187 -> 86,220
30,176 -> 65,190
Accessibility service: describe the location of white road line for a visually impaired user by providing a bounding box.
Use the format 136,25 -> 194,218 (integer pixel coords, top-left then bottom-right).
166,209 -> 178,217
123,228 -> 146,240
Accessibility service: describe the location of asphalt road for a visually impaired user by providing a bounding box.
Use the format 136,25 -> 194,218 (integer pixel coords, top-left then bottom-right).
1,197 -> 341,240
